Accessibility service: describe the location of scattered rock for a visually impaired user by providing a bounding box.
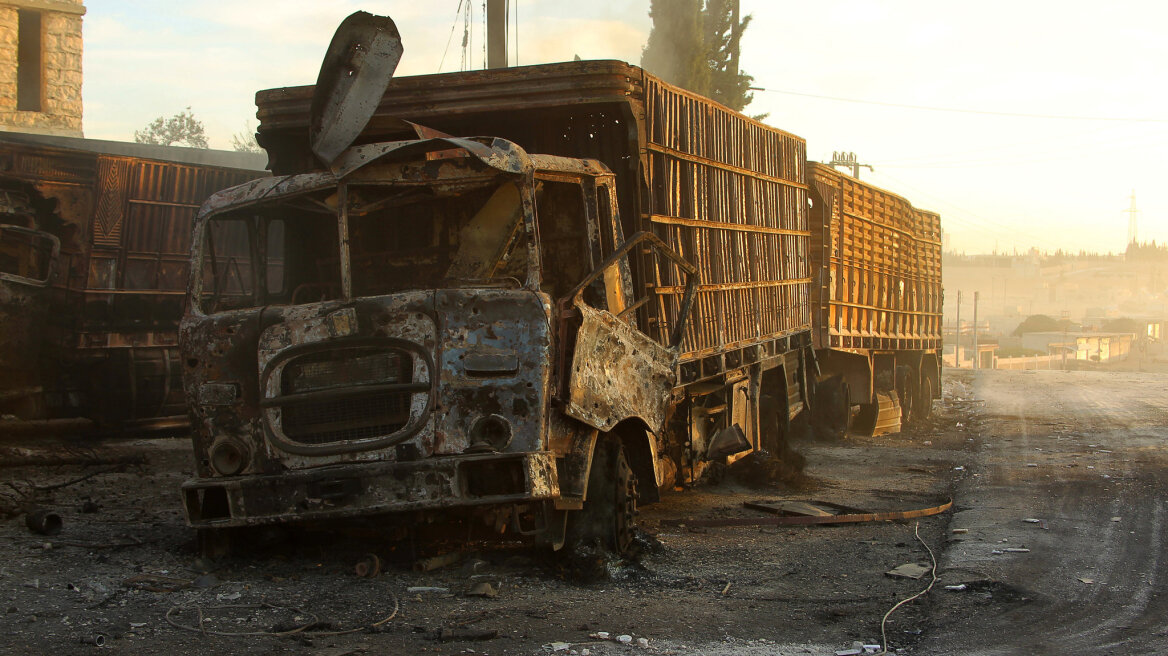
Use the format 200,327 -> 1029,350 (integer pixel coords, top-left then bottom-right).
192,574 -> 218,588
465,581 -> 498,598
407,586 -> 449,594
885,563 -> 930,579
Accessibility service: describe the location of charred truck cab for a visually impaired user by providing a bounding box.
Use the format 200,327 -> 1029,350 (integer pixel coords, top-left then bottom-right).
180,135 -> 695,552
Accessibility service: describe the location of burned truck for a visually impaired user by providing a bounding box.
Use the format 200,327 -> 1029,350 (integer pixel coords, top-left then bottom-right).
807,163 -> 943,436
0,214 -> 59,421
180,15 -> 815,555
0,131 -> 267,432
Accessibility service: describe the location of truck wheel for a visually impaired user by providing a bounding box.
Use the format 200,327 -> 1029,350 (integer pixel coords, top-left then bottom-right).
895,366 -> 917,427
853,403 -> 879,435
565,438 -> 639,559
916,368 -> 936,420
812,377 -> 850,439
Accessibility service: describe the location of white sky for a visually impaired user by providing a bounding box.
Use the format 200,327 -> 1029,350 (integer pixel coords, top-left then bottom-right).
82,1 -> 1168,254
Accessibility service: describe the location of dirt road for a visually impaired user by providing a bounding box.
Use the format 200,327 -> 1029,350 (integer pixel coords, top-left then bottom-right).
920,369 -> 1168,655
1,369 -> 1165,655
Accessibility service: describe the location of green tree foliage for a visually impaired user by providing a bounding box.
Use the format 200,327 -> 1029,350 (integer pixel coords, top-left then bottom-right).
641,0 -> 707,94
134,107 -> 209,148
1012,314 -> 1075,337
702,0 -> 754,111
640,0 -> 755,112
230,127 -> 263,154
1101,317 -> 1141,334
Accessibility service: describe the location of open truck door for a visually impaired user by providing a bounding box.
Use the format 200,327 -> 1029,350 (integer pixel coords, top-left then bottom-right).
561,231 -> 696,434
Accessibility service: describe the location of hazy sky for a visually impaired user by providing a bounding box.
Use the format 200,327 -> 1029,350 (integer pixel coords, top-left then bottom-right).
82,1 -> 1168,254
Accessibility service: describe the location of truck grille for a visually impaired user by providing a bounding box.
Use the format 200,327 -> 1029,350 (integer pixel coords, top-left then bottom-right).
269,344 -> 429,451
283,348 -> 408,395
282,389 -> 411,444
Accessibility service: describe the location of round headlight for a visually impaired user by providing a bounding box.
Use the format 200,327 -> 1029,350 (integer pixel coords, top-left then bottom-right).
210,439 -> 249,476
469,414 -> 513,452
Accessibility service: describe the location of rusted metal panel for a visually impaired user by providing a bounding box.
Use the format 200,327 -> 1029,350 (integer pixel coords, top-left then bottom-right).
641,77 -> 811,369
309,12 -> 403,165
181,451 -> 559,529
0,224 -> 58,417
807,162 -> 942,352
564,302 -> 676,434
0,132 -> 268,423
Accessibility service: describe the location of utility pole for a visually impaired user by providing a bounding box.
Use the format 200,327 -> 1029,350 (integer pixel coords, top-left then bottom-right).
487,0 -> 507,69
972,291 -> 979,370
828,151 -> 873,179
1125,189 -> 1139,246
954,290 -> 962,367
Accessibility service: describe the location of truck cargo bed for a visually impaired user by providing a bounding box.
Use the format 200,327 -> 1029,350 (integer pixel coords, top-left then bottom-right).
807,162 -> 942,351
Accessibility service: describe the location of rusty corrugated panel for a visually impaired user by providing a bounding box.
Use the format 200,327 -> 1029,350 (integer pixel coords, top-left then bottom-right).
93,158 -> 131,247
0,134 -> 269,424
806,162 -> 942,351
640,75 -> 811,365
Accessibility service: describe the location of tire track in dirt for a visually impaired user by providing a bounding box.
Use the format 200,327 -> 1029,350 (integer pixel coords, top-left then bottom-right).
919,370 -> 1168,654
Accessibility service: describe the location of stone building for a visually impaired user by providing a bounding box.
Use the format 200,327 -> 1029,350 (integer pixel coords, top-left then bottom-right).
0,0 -> 84,137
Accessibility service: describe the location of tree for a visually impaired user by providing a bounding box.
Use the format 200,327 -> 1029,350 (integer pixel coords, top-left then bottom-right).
640,0 -> 755,112
1013,314 -> 1075,337
134,107 -> 209,148
230,125 -> 263,154
640,0 -> 707,94
1101,317 -> 1141,334
702,0 -> 755,111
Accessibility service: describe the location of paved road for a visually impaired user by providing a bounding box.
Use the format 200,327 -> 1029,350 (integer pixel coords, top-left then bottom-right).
922,369 -> 1168,655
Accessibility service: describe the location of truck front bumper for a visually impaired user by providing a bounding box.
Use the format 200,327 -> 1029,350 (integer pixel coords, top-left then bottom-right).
181,451 -> 559,529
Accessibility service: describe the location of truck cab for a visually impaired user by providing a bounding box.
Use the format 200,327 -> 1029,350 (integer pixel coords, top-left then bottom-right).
180,136 -> 694,553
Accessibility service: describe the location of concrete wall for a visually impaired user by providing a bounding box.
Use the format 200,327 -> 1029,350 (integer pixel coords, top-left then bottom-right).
0,1 -> 85,137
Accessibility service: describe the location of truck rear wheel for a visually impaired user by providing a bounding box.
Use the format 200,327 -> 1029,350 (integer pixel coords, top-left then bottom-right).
895,365 -> 917,427
813,377 -> 851,439
916,368 -> 936,420
564,438 -> 639,559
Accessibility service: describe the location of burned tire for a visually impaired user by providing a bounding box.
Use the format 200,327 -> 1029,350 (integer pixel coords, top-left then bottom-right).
564,438 -> 639,560
853,402 -> 879,435
895,365 -> 917,427
916,368 -> 936,420
813,377 -> 851,440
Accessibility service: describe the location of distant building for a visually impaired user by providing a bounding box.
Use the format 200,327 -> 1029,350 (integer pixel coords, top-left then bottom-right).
1021,331 -> 1134,363
0,1 -> 85,137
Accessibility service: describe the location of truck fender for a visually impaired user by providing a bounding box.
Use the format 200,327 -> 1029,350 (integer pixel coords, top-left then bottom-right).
817,349 -> 873,405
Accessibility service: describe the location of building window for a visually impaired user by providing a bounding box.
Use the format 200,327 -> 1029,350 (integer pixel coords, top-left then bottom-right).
17,10 -> 43,112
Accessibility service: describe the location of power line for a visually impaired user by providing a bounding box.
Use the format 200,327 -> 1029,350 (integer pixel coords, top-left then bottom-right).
748,86 -> 1168,123
870,170 -> 1051,245
438,0 -> 466,73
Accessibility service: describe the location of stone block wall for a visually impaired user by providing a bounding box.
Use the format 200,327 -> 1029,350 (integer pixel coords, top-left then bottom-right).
0,1 -> 85,137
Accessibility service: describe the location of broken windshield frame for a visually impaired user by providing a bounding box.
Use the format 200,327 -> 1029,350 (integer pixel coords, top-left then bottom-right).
192,170 -> 539,315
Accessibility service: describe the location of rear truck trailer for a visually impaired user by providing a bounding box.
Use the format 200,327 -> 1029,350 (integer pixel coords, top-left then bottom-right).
806,162 -> 942,436
0,132 -> 267,434
180,13 -> 816,557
